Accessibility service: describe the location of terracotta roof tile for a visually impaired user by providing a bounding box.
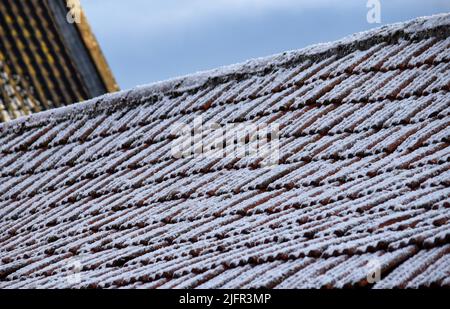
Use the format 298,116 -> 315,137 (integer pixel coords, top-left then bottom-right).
0,14 -> 449,288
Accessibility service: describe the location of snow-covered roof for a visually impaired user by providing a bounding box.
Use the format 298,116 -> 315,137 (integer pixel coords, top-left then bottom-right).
0,13 -> 449,289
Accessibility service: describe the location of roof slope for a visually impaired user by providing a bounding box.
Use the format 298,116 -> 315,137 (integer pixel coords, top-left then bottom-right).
0,0 -> 118,122
0,14 -> 449,289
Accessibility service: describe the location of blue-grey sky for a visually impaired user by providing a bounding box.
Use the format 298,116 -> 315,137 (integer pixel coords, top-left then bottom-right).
80,0 -> 450,90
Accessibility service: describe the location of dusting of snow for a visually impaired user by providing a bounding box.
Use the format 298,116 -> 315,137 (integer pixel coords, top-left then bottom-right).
1,13 -> 449,132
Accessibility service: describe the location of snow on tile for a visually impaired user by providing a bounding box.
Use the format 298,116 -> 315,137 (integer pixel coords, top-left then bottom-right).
0,13 -> 449,289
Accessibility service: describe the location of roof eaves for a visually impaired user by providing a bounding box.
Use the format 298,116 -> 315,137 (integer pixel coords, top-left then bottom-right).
45,0 -> 119,97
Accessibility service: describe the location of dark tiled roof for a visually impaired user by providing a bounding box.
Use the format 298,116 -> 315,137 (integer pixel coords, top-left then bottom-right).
0,14 -> 449,289
0,0 -> 118,122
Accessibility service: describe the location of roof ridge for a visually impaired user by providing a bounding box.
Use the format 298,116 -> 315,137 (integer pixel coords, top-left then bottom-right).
1,12 -> 449,132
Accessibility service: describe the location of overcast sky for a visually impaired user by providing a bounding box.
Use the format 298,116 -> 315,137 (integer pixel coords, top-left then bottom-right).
80,0 -> 450,90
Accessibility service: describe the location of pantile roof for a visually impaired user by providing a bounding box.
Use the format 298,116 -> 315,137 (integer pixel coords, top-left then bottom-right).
0,14 -> 449,288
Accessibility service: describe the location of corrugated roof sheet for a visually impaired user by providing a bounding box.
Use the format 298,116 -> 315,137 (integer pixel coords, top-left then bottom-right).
0,14 -> 449,289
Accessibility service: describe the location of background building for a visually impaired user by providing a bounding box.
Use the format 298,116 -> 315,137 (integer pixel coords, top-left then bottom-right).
0,0 -> 118,122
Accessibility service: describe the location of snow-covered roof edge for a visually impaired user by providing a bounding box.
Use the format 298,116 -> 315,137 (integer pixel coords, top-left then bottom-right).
1,12 -> 449,132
